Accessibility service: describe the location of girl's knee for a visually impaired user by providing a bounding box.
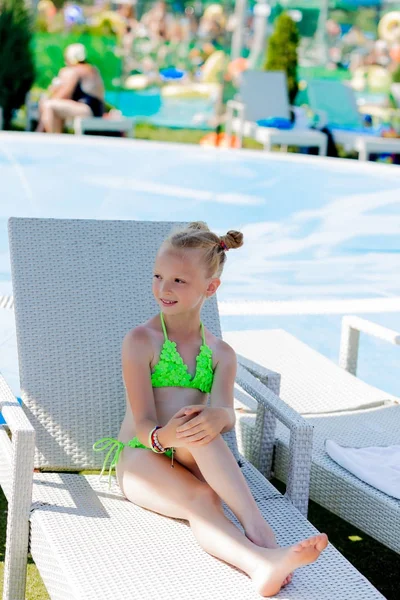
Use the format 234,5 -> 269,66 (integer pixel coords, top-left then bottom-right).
174,447 -> 195,465
184,434 -> 223,453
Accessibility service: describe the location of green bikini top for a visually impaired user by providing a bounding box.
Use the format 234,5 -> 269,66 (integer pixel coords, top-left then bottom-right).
151,313 -> 214,393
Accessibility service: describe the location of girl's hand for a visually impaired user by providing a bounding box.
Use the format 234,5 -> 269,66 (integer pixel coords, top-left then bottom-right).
175,406 -> 227,446
157,407 -> 195,449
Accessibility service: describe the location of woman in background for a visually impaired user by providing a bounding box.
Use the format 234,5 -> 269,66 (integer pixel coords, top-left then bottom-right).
38,43 -> 105,133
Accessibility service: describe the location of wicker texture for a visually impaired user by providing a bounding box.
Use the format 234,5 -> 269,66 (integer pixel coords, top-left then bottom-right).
8,218 -> 221,471
235,354 -> 281,475
236,365 -> 313,516
0,374 -> 35,600
27,470 -> 384,600
3,218 -> 383,599
224,330 -> 398,414
224,329 -> 400,553
274,406 -> 400,553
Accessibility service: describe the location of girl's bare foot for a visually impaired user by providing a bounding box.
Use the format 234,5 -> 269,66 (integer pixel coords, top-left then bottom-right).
245,522 -> 292,587
250,533 -> 328,597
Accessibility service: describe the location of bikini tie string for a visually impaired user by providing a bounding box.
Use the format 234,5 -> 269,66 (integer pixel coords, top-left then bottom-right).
93,437 -> 125,490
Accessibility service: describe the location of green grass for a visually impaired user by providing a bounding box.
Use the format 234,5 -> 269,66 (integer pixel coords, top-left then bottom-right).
133,124 -> 358,159
0,475 -> 397,599
10,118 -> 264,150
133,123 -> 263,149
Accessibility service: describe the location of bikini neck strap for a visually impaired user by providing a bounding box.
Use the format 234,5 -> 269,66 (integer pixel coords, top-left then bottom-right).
160,312 -> 205,344
200,321 -> 206,346
160,312 -> 168,341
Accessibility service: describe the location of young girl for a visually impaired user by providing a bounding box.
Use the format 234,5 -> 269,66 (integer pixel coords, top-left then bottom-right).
93,222 -> 328,597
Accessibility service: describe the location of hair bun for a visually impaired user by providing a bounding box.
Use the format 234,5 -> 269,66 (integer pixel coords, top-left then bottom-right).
220,230 -> 243,250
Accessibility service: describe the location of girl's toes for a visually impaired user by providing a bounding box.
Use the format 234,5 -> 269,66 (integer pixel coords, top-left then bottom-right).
282,572 -> 293,587
309,536 -> 317,545
316,533 -> 328,551
293,534 -> 327,553
293,538 -> 308,552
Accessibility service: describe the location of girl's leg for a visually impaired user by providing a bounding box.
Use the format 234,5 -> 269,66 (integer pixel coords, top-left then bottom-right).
117,448 -> 327,597
175,437 -> 290,547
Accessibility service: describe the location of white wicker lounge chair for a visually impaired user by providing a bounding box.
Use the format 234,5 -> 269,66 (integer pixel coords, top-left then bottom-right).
224,321 -> 400,554
0,218 -> 384,600
225,70 -> 328,155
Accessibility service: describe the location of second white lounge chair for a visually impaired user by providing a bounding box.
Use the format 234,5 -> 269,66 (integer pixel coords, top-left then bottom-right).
225,318 -> 400,553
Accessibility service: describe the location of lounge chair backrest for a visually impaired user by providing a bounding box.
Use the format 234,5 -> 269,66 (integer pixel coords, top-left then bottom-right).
307,79 -> 363,128
239,70 -> 291,122
9,218 -> 240,470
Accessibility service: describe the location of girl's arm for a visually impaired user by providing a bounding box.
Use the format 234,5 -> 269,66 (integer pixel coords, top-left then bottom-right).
175,341 -> 237,444
208,340 -> 237,433
122,327 -> 159,446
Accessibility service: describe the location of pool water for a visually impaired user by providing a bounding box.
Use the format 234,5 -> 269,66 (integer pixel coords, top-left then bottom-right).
105,89 -> 216,129
0,131 -> 399,398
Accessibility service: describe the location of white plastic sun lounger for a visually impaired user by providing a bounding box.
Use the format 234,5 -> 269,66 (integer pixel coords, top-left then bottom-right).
225,70 -> 327,155
73,115 -> 135,137
307,79 -> 400,161
224,321 -> 400,553
0,218 -> 384,600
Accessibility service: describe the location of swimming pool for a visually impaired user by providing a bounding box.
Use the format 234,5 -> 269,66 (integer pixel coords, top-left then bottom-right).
105,89 -> 216,129
0,131 -> 399,397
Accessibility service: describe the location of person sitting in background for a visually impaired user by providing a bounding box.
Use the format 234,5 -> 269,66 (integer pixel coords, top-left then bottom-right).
38,43 -> 105,133
141,1 -> 171,41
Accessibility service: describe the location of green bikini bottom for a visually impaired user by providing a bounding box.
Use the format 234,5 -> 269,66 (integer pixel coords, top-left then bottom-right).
93,436 -> 173,490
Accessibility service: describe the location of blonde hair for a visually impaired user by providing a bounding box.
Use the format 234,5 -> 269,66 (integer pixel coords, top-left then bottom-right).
163,221 -> 243,278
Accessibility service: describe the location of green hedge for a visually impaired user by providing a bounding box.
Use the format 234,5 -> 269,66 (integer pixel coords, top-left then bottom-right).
264,13 -> 300,104
0,0 -> 35,128
33,33 -> 121,90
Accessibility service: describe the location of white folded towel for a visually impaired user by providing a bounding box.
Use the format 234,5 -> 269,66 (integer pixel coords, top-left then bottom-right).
325,440 -> 400,500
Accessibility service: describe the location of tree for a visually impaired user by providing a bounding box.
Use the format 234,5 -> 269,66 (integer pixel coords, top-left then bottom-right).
264,13 -> 299,104
0,0 -> 35,129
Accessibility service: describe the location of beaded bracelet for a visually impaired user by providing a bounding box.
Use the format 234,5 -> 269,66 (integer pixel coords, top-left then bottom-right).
148,426 -> 175,468
148,426 -> 164,453
152,428 -> 166,453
